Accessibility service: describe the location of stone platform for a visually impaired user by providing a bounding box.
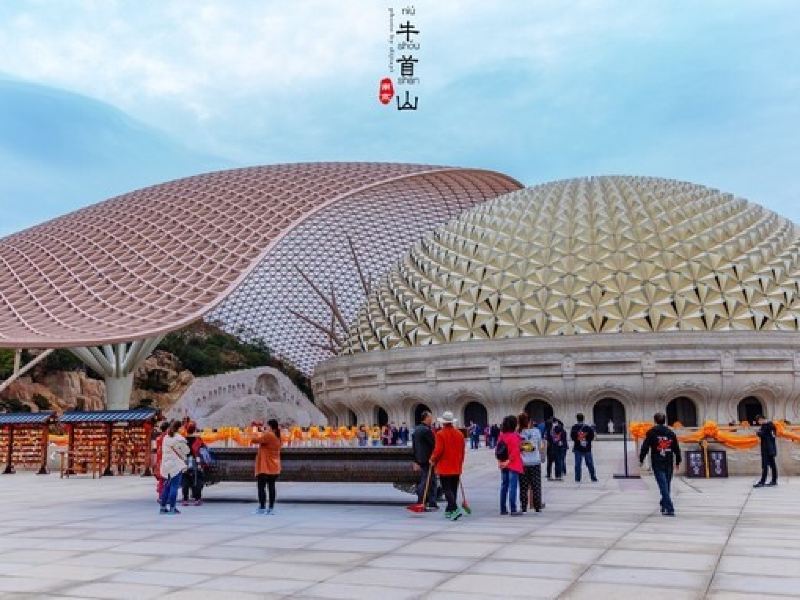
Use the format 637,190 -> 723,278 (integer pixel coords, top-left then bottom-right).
0,440 -> 799,599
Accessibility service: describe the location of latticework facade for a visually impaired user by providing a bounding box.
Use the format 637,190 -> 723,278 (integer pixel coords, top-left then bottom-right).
0,162 -> 520,374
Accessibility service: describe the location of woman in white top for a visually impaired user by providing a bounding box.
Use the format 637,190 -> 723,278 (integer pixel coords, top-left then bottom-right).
159,420 -> 190,515
517,412 -> 544,513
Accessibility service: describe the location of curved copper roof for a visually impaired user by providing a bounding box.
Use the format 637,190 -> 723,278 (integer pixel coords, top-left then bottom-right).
0,163 -> 521,358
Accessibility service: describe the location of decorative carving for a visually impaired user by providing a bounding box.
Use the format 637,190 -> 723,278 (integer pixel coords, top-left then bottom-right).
738,380 -> 784,403
656,381 -> 712,405
510,385 -> 559,405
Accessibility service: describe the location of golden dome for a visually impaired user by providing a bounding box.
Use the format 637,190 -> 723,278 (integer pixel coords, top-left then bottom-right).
344,176 -> 800,353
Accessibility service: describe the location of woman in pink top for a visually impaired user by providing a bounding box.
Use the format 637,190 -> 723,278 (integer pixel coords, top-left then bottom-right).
497,414 -> 523,515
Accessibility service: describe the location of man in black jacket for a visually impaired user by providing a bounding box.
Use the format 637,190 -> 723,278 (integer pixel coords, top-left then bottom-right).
639,412 -> 681,516
754,415 -> 778,488
412,411 -> 438,509
570,414 -> 597,482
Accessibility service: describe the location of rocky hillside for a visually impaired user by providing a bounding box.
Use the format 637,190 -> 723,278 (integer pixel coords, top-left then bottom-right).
0,321 -> 313,414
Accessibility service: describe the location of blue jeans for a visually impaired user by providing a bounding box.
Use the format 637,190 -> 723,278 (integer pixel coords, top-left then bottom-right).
574,451 -> 597,482
653,464 -> 674,513
559,447 -> 568,476
160,472 -> 183,509
500,469 -> 519,513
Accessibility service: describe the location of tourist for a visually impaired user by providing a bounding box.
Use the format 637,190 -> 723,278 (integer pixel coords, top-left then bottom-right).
430,411 -> 465,520
370,425 -> 381,446
181,423 -> 205,506
412,410 -> 439,511
468,421 -> 481,449
357,425 -> 368,447
546,418 -> 567,481
398,422 -> 410,445
607,419 -> 615,434
153,421 -> 170,501
754,414 -> 778,488
639,412 -> 681,516
390,422 -> 400,446
497,414 -> 523,516
380,423 -> 391,446
571,413 -> 598,483
159,420 -> 190,515
252,419 -> 282,514
489,423 -> 500,449
517,413 -> 543,513
484,425 -> 491,448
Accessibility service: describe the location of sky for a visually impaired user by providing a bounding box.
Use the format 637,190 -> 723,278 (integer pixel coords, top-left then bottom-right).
0,0 -> 798,236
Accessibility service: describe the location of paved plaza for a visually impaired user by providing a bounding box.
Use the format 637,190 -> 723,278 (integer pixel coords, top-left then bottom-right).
1,442 -> 799,599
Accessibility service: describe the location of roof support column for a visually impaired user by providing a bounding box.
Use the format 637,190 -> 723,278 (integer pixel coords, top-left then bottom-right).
69,335 -> 163,410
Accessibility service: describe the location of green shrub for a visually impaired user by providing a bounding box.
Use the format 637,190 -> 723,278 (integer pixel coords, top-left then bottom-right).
0,349 -> 13,379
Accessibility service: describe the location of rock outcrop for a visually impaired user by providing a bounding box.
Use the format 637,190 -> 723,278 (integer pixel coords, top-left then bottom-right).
1,371 -> 105,412
168,366 -> 326,428
0,350 -> 193,414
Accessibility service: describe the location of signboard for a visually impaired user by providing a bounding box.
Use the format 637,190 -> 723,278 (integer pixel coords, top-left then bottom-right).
707,450 -> 728,478
685,450 -> 705,478
684,448 -> 728,478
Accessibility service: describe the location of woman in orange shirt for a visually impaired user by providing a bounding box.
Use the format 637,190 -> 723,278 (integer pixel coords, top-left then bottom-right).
252,419 -> 282,515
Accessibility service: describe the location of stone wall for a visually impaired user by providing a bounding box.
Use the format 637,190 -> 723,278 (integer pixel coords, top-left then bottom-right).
313,331 -> 800,430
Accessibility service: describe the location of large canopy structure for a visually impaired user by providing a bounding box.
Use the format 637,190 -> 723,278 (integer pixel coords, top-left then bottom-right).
0,162 -> 521,407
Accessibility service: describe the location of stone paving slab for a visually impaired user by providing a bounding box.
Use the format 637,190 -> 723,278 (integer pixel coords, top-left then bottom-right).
1,441 -> 800,598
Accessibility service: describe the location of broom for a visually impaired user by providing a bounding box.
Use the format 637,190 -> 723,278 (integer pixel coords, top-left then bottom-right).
459,479 -> 472,514
406,465 -> 433,513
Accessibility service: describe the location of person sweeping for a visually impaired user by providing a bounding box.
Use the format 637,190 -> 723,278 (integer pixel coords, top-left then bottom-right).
430,411 -> 466,521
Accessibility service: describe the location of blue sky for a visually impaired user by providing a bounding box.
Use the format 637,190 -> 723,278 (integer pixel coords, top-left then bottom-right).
0,1 -> 798,236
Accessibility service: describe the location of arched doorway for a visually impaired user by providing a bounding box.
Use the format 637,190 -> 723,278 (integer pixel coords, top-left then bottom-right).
374,406 -> 388,427
666,397 -> 698,427
737,396 -> 763,425
524,399 -> 554,424
347,409 -> 358,426
463,401 -> 488,428
593,398 -> 626,434
413,403 -> 432,425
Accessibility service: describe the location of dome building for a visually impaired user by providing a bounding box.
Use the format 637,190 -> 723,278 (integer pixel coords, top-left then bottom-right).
313,176 -> 800,430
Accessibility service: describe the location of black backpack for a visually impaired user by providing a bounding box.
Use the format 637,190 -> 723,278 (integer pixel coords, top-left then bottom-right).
495,439 -> 509,461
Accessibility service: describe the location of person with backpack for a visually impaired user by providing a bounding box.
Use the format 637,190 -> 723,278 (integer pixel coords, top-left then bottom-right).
468,421 -> 481,449
252,419 -> 282,515
546,418 -> 567,481
639,412 -> 681,516
753,414 -> 778,488
181,423 -> 207,506
159,420 -> 190,515
517,412 -> 544,513
570,413 -> 598,483
496,414 -> 523,516
430,411 -> 466,520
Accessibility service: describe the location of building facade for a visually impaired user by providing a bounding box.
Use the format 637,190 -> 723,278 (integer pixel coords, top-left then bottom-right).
314,176 -> 800,428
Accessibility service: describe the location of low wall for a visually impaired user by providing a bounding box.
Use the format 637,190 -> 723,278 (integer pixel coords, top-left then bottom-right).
204,446 -> 418,486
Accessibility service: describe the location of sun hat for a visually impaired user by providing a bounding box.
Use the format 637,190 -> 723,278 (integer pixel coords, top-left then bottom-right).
438,411 -> 457,424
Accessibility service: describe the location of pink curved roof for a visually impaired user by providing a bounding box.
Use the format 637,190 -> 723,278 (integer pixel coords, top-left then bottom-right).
0,163 -> 521,353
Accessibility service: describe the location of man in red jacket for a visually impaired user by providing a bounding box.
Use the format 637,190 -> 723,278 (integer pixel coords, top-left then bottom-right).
431,411 -> 466,520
